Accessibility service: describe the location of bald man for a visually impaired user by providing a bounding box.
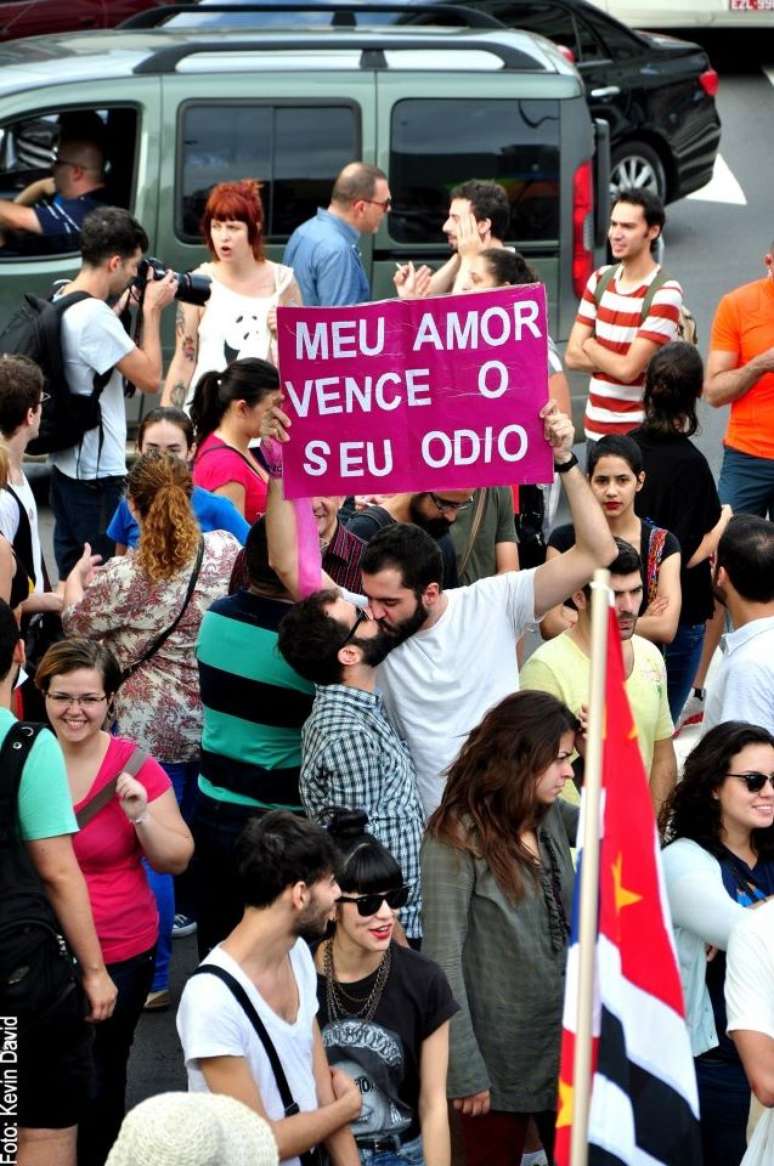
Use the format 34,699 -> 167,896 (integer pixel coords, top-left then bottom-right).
0,137 -> 106,254
283,160 -> 390,305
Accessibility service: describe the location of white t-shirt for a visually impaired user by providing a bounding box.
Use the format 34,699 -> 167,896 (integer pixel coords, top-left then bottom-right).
177,942 -> 319,1166
726,899 -> 774,1165
0,474 -> 42,592
50,297 -> 135,479
377,569 -> 536,816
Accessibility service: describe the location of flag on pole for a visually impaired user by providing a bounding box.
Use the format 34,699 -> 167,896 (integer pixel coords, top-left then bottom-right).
555,605 -> 701,1166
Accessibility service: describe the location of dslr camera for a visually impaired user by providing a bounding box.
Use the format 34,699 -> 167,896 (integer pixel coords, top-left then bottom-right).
134,256 -> 211,307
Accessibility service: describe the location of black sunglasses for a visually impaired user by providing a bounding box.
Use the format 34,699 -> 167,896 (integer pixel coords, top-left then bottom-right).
339,607 -> 368,649
726,772 -> 774,793
337,886 -> 410,917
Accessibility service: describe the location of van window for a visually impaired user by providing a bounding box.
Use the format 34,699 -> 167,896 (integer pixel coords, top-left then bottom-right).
177,103 -> 358,243
0,106 -> 137,260
389,98 -> 560,245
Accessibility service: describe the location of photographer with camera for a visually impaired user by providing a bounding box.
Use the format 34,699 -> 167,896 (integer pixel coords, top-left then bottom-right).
49,206 -> 178,578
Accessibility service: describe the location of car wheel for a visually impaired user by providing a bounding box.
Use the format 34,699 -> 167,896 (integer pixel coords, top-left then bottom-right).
610,141 -> 667,202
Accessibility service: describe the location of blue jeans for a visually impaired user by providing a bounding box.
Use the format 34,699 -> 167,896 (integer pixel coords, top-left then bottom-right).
358,1135 -> 424,1166
718,445 -> 774,518
664,621 -> 706,722
145,759 -> 200,993
695,1054 -> 750,1166
50,465 -> 125,578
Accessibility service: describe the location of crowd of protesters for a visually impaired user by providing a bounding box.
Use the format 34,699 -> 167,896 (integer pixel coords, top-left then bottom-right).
1,160 -> 774,1166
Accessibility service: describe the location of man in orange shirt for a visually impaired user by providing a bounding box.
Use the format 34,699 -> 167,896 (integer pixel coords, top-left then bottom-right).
705,244 -> 774,516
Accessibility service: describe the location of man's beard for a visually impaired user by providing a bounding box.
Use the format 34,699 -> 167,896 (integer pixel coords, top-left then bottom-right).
353,630 -> 395,668
380,597 -> 428,647
409,495 -> 450,540
294,902 -> 331,943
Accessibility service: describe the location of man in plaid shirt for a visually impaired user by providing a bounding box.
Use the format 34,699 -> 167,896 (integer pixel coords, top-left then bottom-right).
277,589 -> 424,942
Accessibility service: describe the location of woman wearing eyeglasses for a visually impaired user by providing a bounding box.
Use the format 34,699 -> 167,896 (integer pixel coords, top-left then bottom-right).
660,721 -> 774,1166
35,637 -> 193,1166
315,809 -> 458,1166
421,690 -> 579,1166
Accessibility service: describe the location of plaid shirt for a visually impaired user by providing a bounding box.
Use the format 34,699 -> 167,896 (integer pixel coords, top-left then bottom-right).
300,684 -> 424,938
323,522 -> 365,593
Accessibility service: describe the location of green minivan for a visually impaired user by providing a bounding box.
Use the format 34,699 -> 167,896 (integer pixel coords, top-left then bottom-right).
0,16 -> 609,412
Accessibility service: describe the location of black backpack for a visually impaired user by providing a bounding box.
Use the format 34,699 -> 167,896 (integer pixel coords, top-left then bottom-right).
0,721 -> 81,1028
0,291 -> 112,455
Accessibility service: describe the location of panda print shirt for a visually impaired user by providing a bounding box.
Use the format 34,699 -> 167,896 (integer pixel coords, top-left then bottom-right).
185,261 -> 297,412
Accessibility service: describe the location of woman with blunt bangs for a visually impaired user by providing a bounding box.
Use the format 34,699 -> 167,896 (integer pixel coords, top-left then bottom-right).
162,179 -> 302,411
191,357 -> 283,523
62,450 -> 240,1007
629,341 -> 731,723
316,809 -> 458,1166
421,690 -> 579,1166
660,722 -> 774,1166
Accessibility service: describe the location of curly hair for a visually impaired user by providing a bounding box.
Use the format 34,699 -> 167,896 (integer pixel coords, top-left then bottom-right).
660,721 -> 774,859
427,690 -> 578,902
127,450 -> 200,583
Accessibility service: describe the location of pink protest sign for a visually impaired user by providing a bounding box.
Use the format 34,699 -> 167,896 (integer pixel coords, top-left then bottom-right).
276,284 -> 553,500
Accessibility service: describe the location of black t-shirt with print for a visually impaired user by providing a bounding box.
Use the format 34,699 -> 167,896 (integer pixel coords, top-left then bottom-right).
317,942 -> 458,1143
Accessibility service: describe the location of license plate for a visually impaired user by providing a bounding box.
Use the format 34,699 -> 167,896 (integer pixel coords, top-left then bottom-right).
730,0 -> 774,9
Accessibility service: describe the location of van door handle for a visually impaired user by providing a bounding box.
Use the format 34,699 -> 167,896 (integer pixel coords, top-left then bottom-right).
590,85 -> 621,98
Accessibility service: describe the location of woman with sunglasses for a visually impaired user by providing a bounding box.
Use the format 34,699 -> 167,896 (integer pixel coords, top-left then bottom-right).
422,690 -> 579,1166
660,721 -> 774,1166
316,808 -> 458,1166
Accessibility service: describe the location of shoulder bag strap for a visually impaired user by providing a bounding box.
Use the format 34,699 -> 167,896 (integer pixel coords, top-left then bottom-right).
457,488 -> 488,580
75,745 -> 148,829
191,965 -> 300,1117
119,538 -> 205,687
0,722 -> 46,846
196,440 -> 269,482
645,523 -> 668,606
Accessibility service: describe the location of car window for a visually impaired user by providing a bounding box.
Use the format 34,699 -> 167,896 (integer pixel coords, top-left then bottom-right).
177,103 -> 358,242
483,2 -> 580,56
389,98 -> 560,245
0,105 -> 137,261
590,15 -> 644,60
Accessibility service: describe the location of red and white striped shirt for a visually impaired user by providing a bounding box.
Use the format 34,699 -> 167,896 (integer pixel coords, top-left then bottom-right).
579,264 -> 682,440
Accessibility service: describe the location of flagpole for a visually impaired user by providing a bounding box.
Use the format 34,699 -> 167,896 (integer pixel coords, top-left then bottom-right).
570,567 -> 610,1166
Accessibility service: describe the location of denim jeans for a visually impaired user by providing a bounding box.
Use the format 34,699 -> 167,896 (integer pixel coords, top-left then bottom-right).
145,759 -> 200,992
718,446 -> 774,518
695,1054 -> 750,1166
77,946 -> 154,1166
664,621 -> 706,722
50,466 -> 125,578
357,1135 -> 424,1166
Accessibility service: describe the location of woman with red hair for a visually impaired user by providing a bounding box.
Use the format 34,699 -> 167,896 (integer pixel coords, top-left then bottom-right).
162,179 -> 301,411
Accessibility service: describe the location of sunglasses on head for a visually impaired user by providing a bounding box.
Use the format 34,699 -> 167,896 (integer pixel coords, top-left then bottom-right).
726,771 -> 774,793
337,886 -> 410,917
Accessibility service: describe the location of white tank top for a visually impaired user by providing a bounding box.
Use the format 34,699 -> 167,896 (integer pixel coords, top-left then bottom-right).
186,261 -> 296,410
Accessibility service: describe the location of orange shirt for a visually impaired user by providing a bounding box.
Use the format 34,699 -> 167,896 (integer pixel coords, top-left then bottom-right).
710,277 -> 774,459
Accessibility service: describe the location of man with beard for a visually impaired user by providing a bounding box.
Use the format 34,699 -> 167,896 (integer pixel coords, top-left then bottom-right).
277,591 -> 424,944
177,811 -> 362,1166
520,538 -> 676,814
704,514 -> 774,734
345,489 -> 474,588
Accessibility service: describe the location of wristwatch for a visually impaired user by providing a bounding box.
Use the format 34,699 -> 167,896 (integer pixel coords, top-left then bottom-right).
554,452 -> 579,474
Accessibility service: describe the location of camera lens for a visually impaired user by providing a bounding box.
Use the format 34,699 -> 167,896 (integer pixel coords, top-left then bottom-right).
176,272 -> 211,307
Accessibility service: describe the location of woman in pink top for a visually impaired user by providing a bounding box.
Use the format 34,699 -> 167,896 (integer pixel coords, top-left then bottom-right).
36,639 -> 193,1166
191,356 -> 282,522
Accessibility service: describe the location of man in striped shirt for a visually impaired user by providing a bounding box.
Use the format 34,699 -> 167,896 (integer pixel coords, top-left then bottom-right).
565,189 -> 682,442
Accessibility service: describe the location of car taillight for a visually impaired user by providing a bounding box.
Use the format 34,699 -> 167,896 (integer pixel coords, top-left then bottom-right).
572,161 -> 594,299
699,68 -> 719,98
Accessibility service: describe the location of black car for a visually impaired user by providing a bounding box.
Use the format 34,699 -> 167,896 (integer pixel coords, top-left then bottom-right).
133,0 -> 721,204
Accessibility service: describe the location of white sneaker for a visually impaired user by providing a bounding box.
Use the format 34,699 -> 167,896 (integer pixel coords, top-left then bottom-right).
172,913 -> 197,939
521,1153 -> 549,1166
674,690 -> 705,737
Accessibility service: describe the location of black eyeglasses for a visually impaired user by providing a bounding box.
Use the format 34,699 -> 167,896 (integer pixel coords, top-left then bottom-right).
339,607 -> 368,649
726,772 -> 774,793
429,492 -> 474,515
337,886 -> 410,917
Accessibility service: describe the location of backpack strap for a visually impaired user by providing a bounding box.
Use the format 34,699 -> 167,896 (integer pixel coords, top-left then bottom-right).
75,745 -> 148,830
191,965 -> 300,1117
4,485 -> 35,584
592,264 -> 619,310
0,722 -> 46,846
458,488 -> 488,580
196,440 -> 269,483
639,266 -> 671,324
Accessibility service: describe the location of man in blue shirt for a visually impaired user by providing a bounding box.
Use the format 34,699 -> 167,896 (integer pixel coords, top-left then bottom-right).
0,135 -> 106,255
283,161 -> 390,306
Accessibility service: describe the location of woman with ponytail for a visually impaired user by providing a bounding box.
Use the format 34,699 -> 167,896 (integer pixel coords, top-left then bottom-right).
191,356 -> 282,522
62,450 -> 240,1007
317,808 -> 458,1166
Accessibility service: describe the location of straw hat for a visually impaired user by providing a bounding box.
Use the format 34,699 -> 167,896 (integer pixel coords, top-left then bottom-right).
106,1092 -> 279,1166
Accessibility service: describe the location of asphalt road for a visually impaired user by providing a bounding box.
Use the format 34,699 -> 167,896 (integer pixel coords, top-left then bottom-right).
28,33 -> 774,1119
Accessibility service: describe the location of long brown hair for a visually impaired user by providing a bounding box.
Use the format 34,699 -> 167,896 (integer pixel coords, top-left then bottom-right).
427,690 -> 578,901
127,450 -> 200,583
